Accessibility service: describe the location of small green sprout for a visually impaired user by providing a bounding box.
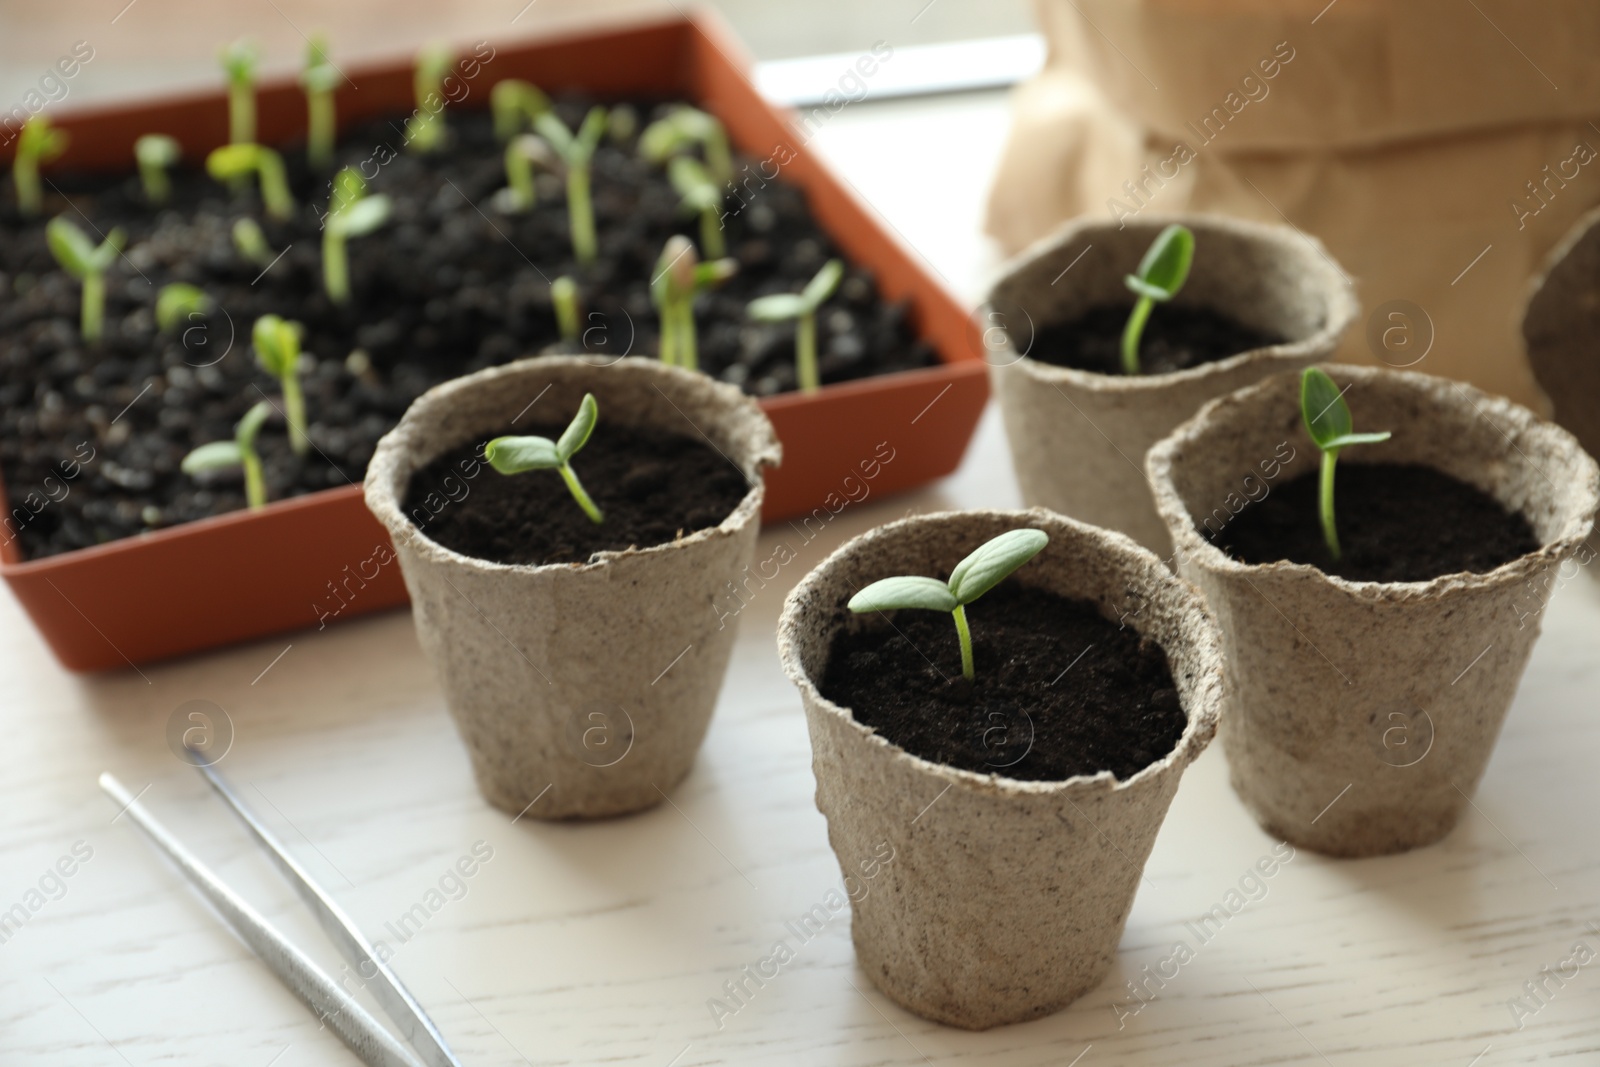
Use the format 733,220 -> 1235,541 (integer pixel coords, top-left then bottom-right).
183,400 -> 273,510
134,134 -> 180,204
220,38 -> 261,145
747,259 -> 844,394
535,107 -> 607,265
490,79 -> 550,141
322,167 -> 391,304
300,35 -> 341,170
45,216 -> 125,344
405,43 -> 454,153
1121,223 -> 1194,376
639,106 -> 733,186
156,283 -> 213,333
485,392 -> 603,524
253,315 -> 309,455
14,114 -> 68,216
207,144 -> 294,221
668,155 -> 726,259
651,235 -> 737,372
1300,367 -> 1391,561
492,133 -> 555,214
607,105 -> 638,145
848,528 -> 1050,682
551,276 -> 580,343
232,217 -> 275,267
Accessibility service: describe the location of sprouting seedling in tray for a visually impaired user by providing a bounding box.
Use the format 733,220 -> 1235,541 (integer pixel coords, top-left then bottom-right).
220,38 -> 261,145
848,528 -> 1050,682
490,78 -> 551,141
639,106 -> 733,186
1300,367 -> 1391,561
233,217 -> 276,267
156,283 -> 213,333
322,167 -> 392,304
300,34 -> 341,171
1120,223 -> 1194,376
134,134 -> 180,204
669,155 -> 726,259
46,216 -> 125,344
493,133 -> 555,215
405,42 -> 454,154
535,107 -> 607,265
183,400 -> 273,510
746,259 -> 844,394
253,314 -> 310,456
551,276 -> 580,344
13,114 -> 68,217
207,143 -> 294,221
484,392 -> 604,525
652,235 -> 737,373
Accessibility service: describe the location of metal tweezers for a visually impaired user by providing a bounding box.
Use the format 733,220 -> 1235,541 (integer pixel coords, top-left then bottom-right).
101,761 -> 463,1067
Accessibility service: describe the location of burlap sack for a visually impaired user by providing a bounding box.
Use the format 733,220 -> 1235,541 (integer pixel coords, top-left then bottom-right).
777,509 -> 1221,1028
365,357 -> 780,819
1147,365 -> 1598,856
989,0 -> 1600,410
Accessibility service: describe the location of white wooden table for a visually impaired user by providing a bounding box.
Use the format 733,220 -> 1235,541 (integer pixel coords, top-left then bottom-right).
4,89 -> 1599,1067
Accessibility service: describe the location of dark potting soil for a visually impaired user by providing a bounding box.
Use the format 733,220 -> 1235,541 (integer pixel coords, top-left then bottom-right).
0,98 -> 936,560
402,420 -> 748,566
1208,462 -> 1539,582
1027,303 -> 1287,376
820,584 -> 1188,782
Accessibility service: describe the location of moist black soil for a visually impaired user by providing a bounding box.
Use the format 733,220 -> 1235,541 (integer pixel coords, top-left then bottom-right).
1028,303 -> 1287,376
820,584 -> 1188,782
0,97 -> 936,560
1209,462 -> 1539,582
402,420 -> 748,566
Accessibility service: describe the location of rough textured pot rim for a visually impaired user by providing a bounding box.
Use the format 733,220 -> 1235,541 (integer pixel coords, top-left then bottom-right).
776,507 -> 1221,798
365,355 -> 781,577
1146,363 -> 1600,600
988,212 -> 1359,393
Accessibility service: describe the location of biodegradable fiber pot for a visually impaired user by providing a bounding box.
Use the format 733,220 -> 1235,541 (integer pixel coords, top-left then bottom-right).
365,356 -> 779,819
777,509 -> 1222,1029
987,213 -> 1356,554
1523,204 -> 1600,466
1147,365 -> 1599,857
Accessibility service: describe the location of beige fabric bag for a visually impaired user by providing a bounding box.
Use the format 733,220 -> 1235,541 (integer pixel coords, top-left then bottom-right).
987,0 -> 1600,408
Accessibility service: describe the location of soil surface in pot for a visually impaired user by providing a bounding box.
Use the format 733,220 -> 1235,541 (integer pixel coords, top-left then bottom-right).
1028,303 -> 1285,376
1,97 -> 935,560
1209,462 -> 1539,582
402,420 -> 748,565
820,585 -> 1186,782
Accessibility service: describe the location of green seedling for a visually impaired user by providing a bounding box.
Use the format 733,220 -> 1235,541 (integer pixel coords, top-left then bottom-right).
322,167 -> 391,304
535,107 -> 607,265
134,134 -> 180,204
668,155 -> 726,259
405,43 -> 454,153
848,528 -> 1050,682
485,392 -> 604,524
253,314 -> 309,455
207,143 -> 294,221
14,114 -> 68,216
183,400 -> 273,510
639,106 -> 732,186
651,235 -> 737,372
232,217 -> 275,267
551,276 -> 580,343
1121,223 -> 1194,376
156,283 -> 213,333
492,133 -> 555,214
220,38 -> 261,145
607,104 -> 638,145
746,259 -> 844,394
45,216 -> 125,344
301,34 -> 341,170
1300,366 -> 1391,560
490,78 -> 550,141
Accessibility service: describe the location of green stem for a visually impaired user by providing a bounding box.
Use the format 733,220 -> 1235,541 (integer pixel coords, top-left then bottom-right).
229,83 -> 255,145
677,301 -> 698,373
15,158 -> 40,216
706,128 -> 733,186
952,604 -> 974,682
699,206 -> 724,259
796,311 -> 820,393
259,152 -> 292,220
1121,294 -> 1153,376
82,272 -> 104,344
504,142 -> 534,211
282,372 -> 308,456
559,463 -> 604,524
308,91 -> 335,170
140,161 -> 170,204
242,448 -> 266,509
659,301 -> 678,366
568,165 -> 596,265
1319,448 -> 1341,560
323,229 -> 349,303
